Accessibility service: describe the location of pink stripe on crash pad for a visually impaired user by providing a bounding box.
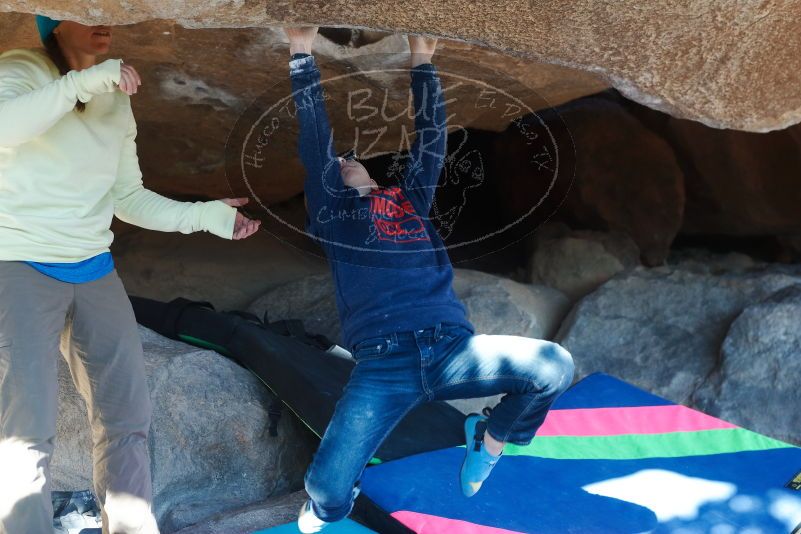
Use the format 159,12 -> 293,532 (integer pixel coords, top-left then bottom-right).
536,405 -> 736,437
392,511 -> 524,534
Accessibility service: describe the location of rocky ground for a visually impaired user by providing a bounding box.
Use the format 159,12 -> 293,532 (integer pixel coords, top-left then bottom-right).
48,225 -> 801,533
52,325 -> 316,532
2,5 -> 798,531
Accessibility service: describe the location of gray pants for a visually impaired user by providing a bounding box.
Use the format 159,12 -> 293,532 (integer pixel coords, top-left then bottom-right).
0,262 -> 159,534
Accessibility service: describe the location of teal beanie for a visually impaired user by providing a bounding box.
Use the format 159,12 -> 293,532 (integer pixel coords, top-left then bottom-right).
36,15 -> 61,44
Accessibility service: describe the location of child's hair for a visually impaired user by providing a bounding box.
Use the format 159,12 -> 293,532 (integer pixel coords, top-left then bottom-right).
42,32 -> 86,113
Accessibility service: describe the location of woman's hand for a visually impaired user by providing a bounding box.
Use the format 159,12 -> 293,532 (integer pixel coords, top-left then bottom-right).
284,26 -> 319,56
220,198 -> 261,240
408,35 -> 438,68
117,63 -> 141,96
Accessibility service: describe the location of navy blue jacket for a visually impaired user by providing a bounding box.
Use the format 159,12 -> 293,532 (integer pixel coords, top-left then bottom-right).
289,53 -> 473,349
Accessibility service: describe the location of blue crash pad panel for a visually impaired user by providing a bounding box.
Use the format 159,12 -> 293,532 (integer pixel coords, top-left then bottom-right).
252,517 -> 377,533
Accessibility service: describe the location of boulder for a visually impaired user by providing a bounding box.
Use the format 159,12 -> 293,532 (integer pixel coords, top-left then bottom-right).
528,226 -> 641,301
3,1 -> 799,131
552,96 -> 685,265
111,221 -> 329,312
0,13 -> 607,206
666,247 -> 763,276
248,269 -> 571,346
694,284 -> 801,445
556,262 -> 801,412
452,269 -> 572,341
249,268 -> 572,416
51,326 -> 315,533
173,490 -> 308,534
667,117 -> 801,237
777,235 -> 801,263
248,273 -> 341,346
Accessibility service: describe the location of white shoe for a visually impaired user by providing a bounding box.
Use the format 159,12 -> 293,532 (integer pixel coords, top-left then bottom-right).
54,510 -> 102,534
297,499 -> 329,533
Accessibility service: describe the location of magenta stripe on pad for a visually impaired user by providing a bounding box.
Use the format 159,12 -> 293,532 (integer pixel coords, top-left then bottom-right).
536,405 -> 737,437
392,510 -> 524,534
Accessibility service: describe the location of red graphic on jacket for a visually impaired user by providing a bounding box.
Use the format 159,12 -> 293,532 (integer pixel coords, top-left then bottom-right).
368,186 -> 430,243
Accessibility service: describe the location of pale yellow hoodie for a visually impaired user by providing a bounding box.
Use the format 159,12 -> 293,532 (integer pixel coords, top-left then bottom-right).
0,48 -> 236,262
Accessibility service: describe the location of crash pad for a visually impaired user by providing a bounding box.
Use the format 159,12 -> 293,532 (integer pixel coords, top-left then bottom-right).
359,373 -> 801,533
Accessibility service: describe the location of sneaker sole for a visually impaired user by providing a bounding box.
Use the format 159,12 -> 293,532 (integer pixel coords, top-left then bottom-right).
460,413 -> 484,497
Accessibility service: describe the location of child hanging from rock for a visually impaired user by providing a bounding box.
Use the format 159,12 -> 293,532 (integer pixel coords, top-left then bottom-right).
284,26 -> 575,533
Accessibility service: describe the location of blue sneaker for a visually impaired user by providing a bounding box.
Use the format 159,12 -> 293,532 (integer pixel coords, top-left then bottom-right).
460,413 -> 502,497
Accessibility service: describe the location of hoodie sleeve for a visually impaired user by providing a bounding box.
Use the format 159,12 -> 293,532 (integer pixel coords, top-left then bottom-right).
111,104 -> 237,240
401,62 -> 447,214
0,50 -> 122,147
289,53 -> 356,236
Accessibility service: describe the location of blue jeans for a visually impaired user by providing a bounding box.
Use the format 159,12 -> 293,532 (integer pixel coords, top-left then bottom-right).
304,322 -> 575,522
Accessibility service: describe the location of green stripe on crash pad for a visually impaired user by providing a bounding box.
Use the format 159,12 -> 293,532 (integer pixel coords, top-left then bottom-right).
497,428 -> 793,460
253,517 -> 377,533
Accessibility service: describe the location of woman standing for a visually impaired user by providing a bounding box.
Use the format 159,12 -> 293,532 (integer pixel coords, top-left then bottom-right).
0,16 -> 259,533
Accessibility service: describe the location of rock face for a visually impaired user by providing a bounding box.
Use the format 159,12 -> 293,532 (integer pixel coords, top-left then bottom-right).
111,221 -> 329,312
556,261 -> 801,445
248,268 -> 572,416
452,269 -> 572,341
667,117 -> 801,237
0,13 -> 607,206
666,248 -> 763,276
528,225 -> 641,301
174,490 -> 308,534
249,273 -> 341,345
555,96 -> 685,265
52,326 -> 315,533
3,1 -> 799,132
694,284 -> 801,445
5,11 -> 801,261
249,268 -> 571,346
